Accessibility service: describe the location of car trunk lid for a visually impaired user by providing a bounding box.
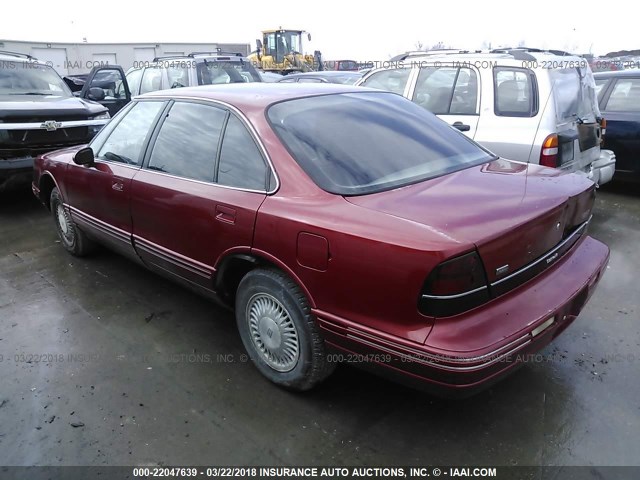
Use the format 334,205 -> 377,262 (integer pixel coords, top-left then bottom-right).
345,159 -> 595,285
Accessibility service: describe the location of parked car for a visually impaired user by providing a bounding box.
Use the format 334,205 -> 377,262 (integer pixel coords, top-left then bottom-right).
357,48 -> 616,186
259,71 -> 284,82
0,51 -> 110,191
325,60 -> 359,71
594,70 -> 640,182
32,84 -> 609,396
74,52 -> 263,117
277,71 -> 362,85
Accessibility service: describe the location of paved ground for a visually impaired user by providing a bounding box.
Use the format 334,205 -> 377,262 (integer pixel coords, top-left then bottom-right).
0,183 -> 638,469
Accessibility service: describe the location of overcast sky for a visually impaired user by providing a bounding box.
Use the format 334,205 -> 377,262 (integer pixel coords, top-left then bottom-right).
2,0 -> 633,59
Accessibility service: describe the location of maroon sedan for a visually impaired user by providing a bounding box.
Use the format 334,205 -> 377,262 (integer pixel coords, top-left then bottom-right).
32,84 -> 609,396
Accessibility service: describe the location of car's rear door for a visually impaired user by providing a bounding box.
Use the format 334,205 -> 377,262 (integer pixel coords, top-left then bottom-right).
407,66 -> 481,138
129,100 -> 269,289
599,75 -> 640,177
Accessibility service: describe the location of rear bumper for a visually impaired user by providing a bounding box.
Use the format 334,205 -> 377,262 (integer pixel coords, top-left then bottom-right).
588,149 -> 616,186
315,235 -> 609,397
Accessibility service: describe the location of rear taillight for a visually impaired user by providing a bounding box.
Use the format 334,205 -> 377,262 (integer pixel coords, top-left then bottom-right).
418,251 -> 490,317
599,118 -> 607,146
540,134 -> 559,168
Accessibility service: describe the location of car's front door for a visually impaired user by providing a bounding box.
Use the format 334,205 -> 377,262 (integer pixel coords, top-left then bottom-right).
80,65 -> 132,116
64,100 -> 166,260
407,66 -> 481,138
599,76 -> 640,177
130,100 -> 269,290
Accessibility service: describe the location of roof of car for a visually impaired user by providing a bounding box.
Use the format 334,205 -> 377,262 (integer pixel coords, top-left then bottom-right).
593,69 -> 640,78
284,71 -> 361,78
140,83 -> 368,110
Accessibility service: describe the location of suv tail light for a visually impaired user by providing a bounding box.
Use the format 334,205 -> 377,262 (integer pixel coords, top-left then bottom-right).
418,251 -> 490,317
599,118 -> 607,146
540,134 -> 559,168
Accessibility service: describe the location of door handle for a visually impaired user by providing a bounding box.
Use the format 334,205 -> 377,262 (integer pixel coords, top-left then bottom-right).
215,205 -> 236,224
452,121 -> 471,132
112,182 -> 124,192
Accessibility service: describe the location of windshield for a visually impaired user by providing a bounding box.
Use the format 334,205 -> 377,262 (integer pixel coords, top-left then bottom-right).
0,61 -> 72,96
550,67 -> 600,124
196,61 -> 261,84
267,92 -> 496,195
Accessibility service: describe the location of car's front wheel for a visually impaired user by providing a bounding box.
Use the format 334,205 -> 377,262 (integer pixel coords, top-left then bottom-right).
50,187 -> 95,256
235,268 -> 335,391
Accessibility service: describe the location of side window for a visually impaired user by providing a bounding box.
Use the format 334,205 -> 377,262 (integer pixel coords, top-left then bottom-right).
147,102 -> 226,182
140,67 -> 162,94
594,78 -> 610,103
217,115 -> 267,190
360,68 -> 411,95
123,68 -> 143,96
412,67 -> 458,114
279,77 -> 298,83
605,78 -> 640,112
87,69 -> 127,99
298,78 -> 324,83
96,101 -> 164,166
167,65 -> 190,89
494,68 -> 537,117
450,68 -> 479,114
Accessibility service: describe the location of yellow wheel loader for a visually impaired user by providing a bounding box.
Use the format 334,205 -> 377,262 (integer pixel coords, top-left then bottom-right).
248,28 -> 324,74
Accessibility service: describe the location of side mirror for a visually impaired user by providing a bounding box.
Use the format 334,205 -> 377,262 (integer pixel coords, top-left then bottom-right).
73,147 -> 95,166
256,39 -> 263,50
87,87 -> 105,101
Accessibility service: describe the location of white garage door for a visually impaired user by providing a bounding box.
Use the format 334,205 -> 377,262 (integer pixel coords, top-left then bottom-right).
92,53 -> 117,66
31,48 -> 68,75
134,47 -> 156,65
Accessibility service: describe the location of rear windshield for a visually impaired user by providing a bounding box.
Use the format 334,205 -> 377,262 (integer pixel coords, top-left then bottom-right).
550,67 -> 600,124
267,92 -> 496,195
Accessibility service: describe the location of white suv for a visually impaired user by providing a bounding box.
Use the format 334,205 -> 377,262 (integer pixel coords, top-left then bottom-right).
357,48 -> 616,185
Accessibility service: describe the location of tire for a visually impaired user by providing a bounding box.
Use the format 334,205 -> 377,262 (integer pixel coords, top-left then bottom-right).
50,187 -> 95,257
235,268 -> 335,391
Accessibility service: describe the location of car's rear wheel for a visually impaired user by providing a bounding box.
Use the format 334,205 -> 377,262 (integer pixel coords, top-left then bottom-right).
50,187 -> 95,256
235,268 -> 335,390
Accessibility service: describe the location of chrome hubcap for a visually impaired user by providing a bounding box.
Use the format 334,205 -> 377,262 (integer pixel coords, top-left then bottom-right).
56,205 -> 70,236
247,293 -> 299,372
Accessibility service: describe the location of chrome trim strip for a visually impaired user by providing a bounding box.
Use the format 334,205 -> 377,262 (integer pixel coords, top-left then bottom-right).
68,205 -> 131,244
345,333 -> 532,372
135,95 -> 280,194
421,285 -> 487,301
0,119 -> 108,130
491,217 -> 590,287
133,235 -> 212,278
134,168 -> 269,195
318,312 -> 531,367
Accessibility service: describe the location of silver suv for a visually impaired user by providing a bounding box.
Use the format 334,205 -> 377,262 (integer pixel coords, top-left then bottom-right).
357,48 -> 616,185
122,52 -> 262,97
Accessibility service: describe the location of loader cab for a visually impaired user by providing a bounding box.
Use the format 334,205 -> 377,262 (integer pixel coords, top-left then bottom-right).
262,29 -> 309,63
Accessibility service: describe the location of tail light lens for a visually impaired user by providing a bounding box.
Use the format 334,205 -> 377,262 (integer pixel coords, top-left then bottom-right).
599,117 -> 607,146
418,251 -> 490,317
540,134 -> 559,168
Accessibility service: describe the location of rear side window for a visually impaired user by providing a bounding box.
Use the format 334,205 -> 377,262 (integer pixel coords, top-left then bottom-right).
605,78 -> 640,112
124,68 -> 143,96
147,102 -> 226,182
217,115 -> 267,191
360,68 -> 411,95
167,65 -> 190,88
594,78 -> 610,103
96,101 -> 164,166
412,67 -> 478,114
494,68 -> 537,117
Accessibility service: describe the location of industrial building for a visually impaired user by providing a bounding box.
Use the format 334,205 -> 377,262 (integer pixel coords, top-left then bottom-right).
0,39 -> 251,75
